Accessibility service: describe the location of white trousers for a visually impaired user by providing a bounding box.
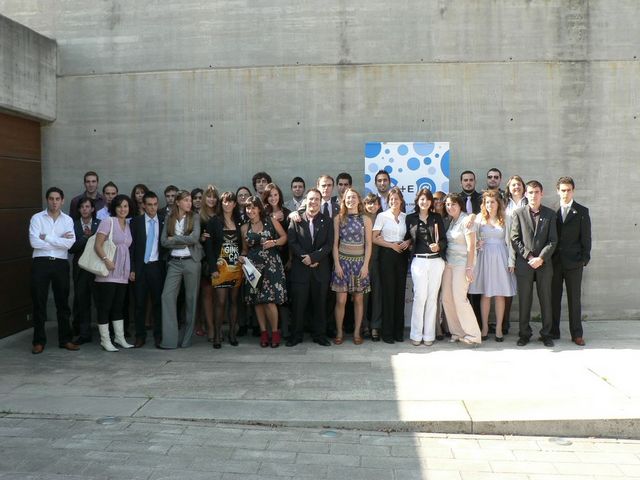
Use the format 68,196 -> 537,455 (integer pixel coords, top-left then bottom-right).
442,263 -> 481,343
410,257 -> 445,342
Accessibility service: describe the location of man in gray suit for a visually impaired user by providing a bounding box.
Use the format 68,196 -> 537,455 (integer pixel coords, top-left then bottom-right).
510,180 -> 558,347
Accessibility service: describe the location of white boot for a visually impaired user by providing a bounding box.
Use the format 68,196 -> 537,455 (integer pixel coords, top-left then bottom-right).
113,320 -> 134,349
98,324 -> 118,352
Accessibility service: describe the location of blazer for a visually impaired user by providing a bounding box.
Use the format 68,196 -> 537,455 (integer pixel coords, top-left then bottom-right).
510,204 -> 558,273
405,211 -> 447,259
288,211 -> 334,283
69,217 -> 101,266
552,201 -> 591,269
160,214 -> 203,262
130,214 -> 166,274
459,190 -> 482,214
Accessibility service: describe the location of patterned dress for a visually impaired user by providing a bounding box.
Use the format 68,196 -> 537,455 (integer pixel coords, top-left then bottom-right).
244,219 -> 287,305
330,214 -> 371,294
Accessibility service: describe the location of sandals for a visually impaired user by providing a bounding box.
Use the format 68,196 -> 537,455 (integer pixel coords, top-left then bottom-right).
353,336 -> 364,345
333,336 -> 344,345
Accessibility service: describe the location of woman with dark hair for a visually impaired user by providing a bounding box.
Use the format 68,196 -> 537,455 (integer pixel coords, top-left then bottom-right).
362,193 -> 382,341
469,190 -> 516,341
93,194 -> 135,351
197,185 -> 220,339
405,188 -> 446,346
442,193 -> 481,345
234,185 -> 253,337
130,184 -> 149,217
191,188 -> 204,213
235,186 -> 252,224
372,187 -> 411,343
160,190 -> 203,349
238,196 -> 288,347
331,188 -> 372,345
204,191 -> 244,348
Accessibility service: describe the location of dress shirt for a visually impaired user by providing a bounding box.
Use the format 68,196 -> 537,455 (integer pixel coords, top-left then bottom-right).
378,194 -> 389,211
171,217 -> 191,257
144,214 -> 160,262
321,199 -> 333,218
528,206 -> 541,229
560,200 -> 574,222
96,206 -> 110,221
373,209 -> 407,242
29,209 -> 76,259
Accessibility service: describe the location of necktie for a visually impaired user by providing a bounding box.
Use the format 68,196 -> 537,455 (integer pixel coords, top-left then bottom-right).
144,218 -> 156,263
309,216 -> 314,243
323,202 -> 330,218
562,206 -> 569,222
465,195 -> 472,213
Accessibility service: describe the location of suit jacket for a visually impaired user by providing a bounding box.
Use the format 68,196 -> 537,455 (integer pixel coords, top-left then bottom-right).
69,217 -> 101,266
288,211 -> 334,283
460,190 -> 482,214
130,214 -> 166,274
161,214 -> 203,262
552,201 -> 591,269
510,205 -> 558,273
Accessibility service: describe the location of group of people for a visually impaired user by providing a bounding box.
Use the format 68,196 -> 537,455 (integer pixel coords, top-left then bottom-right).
28,167 -> 591,354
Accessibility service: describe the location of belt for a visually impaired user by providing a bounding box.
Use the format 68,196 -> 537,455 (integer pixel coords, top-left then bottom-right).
170,256 -> 192,261
414,253 -> 440,259
35,256 -> 66,261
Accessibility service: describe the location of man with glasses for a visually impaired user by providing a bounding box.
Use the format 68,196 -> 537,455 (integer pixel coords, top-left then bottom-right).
334,172 -> 353,203
486,168 -> 506,201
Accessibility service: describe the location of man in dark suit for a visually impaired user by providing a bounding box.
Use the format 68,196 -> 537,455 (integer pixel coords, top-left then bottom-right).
459,170 -> 482,214
69,197 -> 101,344
511,180 -> 558,347
287,188 -> 334,347
130,191 -> 166,348
551,177 -> 591,346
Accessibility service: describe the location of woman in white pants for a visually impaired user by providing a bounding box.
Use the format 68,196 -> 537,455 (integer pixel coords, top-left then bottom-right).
405,189 -> 447,346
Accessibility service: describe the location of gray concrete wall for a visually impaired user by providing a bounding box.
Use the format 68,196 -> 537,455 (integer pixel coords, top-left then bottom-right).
1,0 -> 638,319
0,14 -> 56,121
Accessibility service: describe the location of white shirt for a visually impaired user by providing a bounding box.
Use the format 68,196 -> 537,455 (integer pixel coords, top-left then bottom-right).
373,209 -> 407,242
96,206 -> 109,221
29,209 -> 76,259
144,213 -> 160,262
378,193 -> 389,211
171,217 -> 191,257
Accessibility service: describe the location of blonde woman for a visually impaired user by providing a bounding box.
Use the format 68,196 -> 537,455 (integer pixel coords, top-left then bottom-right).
198,185 -> 220,340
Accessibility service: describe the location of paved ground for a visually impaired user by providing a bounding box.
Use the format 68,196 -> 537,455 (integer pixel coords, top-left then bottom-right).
1,415 -> 640,479
1,320 -> 639,440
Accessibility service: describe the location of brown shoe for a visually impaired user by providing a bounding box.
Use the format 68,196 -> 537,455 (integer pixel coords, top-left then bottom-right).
32,344 -> 44,355
59,342 -> 80,351
134,338 -> 146,348
573,337 -> 586,346
353,336 -> 364,345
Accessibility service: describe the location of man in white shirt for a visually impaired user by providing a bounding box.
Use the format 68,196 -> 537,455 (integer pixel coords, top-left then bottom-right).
29,187 -> 79,354
96,182 -> 118,220
284,176 -> 306,212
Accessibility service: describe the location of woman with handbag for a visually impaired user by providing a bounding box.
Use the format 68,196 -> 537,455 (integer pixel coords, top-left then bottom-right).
93,194 -> 135,351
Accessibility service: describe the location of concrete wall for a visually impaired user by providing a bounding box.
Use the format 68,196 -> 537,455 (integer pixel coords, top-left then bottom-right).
1,0 -> 638,319
0,15 -> 56,121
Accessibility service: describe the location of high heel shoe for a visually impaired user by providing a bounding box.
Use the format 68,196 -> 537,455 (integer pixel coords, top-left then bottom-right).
260,330 -> 270,348
228,334 -> 239,347
495,335 -> 504,342
271,330 -> 281,348
212,341 -> 221,349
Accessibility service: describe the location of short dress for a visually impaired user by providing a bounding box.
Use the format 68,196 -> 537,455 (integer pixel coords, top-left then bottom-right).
214,228 -> 242,289
244,219 -> 287,305
469,222 -> 516,297
330,214 -> 371,294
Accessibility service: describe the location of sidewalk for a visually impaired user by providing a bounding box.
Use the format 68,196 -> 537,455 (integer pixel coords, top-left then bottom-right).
1,320 -> 639,439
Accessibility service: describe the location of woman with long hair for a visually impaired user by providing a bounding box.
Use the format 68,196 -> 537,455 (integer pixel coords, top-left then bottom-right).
330,188 -> 372,345
238,196 -> 288,348
191,188 -> 204,214
405,188 -> 446,346
469,190 -> 516,341
362,193 -> 382,341
159,190 -> 203,349
204,191 -> 243,348
372,187 -> 411,344
130,184 -> 149,217
441,193 -> 481,345
198,185 -> 220,340
93,194 -> 135,351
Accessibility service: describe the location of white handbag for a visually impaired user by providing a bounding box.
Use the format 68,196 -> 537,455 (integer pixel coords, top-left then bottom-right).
78,217 -> 116,277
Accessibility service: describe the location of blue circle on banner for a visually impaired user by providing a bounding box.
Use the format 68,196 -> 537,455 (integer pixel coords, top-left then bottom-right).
384,166 -> 393,173
416,177 -> 436,192
365,143 -> 382,158
368,163 -> 379,173
441,150 -> 450,177
364,174 -> 371,183
407,157 -> 420,170
389,158 -> 394,163
413,142 -> 435,156
397,144 -> 409,155
398,168 -> 403,173
441,180 -> 449,193
385,149 -> 390,154
423,157 -> 432,165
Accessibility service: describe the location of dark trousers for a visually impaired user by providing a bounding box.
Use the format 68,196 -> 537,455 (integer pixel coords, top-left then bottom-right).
379,248 -> 408,341
31,257 -> 73,346
93,282 -> 128,325
551,263 -> 584,339
291,276 -> 328,341
133,261 -> 165,340
72,265 -> 95,339
516,265 -> 553,340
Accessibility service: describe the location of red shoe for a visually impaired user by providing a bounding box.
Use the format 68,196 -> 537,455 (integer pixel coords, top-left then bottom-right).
271,330 -> 281,348
260,330 -> 270,348
195,328 -> 205,337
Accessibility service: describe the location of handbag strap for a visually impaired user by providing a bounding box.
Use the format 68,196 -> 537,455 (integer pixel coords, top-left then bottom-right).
109,216 -> 115,241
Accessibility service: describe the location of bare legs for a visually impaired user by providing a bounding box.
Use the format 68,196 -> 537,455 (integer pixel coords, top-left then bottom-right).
480,295 -> 506,337
334,292 -> 364,343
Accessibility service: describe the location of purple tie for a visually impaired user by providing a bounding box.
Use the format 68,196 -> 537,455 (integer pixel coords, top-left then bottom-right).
466,195 -> 472,213
309,216 -> 314,243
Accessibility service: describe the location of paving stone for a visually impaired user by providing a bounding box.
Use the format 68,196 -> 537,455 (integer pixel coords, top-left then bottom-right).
148,470 -> 222,480
329,442 -> 390,457
267,440 -> 329,454
451,447 -> 514,461
258,461 -> 328,478
490,460 -> 558,474
395,469 -> 462,480
512,449 -> 579,462
296,452 -> 360,467
424,458 -> 492,472
460,473 -> 528,480
554,462 -> 624,476
230,448 -> 297,463
326,464 -> 394,480
106,440 -> 172,455
392,445 -> 453,458
166,444 -> 234,459
574,451 -> 640,464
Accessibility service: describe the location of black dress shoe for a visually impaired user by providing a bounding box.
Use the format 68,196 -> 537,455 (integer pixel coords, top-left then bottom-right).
394,337 -> 404,342
212,342 -> 221,349
435,335 -> 444,341
481,335 -> 489,341
285,338 -> 299,347
517,337 -> 529,346
495,336 -> 504,343
382,338 -> 395,344
228,336 -> 239,347
72,336 -> 92,345
542,337 -> 554,347
313,337 -> 331,346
